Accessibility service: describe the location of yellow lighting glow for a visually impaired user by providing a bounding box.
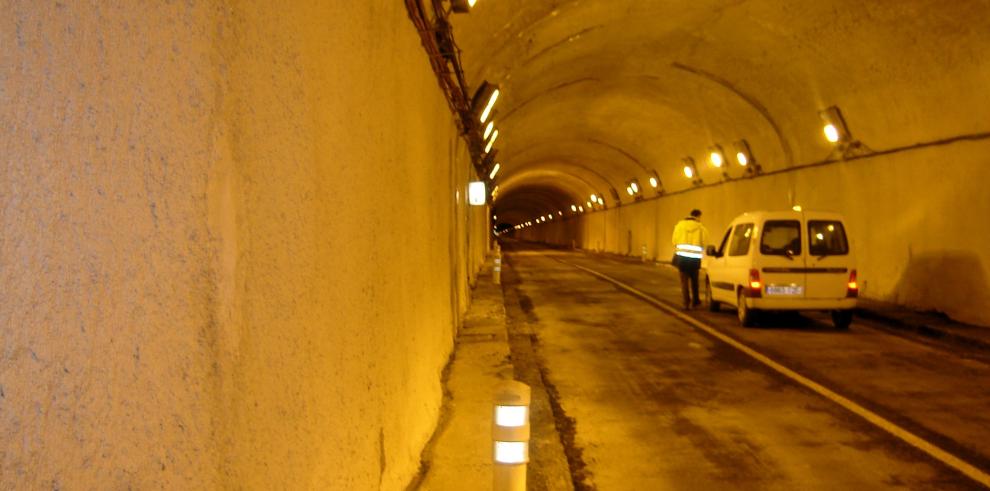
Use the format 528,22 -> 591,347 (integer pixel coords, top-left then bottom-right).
827,224 -> 835,232
626,186 -> 633,195
824,124 -> 840,143
480,89 -> 500,123
495,405 -> 528,427
483,121 -> 494,140
816,233 -> 825,240
736,152 -> 748,166
494,441 -> 528,464
792,205 -> 803,212
683,166 -> 694,179
586,201 -> 592,208
710,152 -> 723,168
485,130 -> 499,153
558,211 -> 563,216
468,0 -> 478,6
578,206 -> 584,212
630,182 -> 639,193
571,205 -> 577,212
488,162 -> 501,179
649,177 -> 658,188
590,194 -> 597,202
548,214 -> 553,220
597,197 -> 604,205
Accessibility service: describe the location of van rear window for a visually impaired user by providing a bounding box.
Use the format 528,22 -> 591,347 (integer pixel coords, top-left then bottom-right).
761,220 -> 801,256
809,221 -> 849,256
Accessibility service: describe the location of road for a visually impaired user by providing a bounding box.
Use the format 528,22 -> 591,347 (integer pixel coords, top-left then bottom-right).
499,242 -> 990,490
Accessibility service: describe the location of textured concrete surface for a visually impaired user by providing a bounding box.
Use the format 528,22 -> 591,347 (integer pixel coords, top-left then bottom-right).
1,2 -> 487,489
453,1 -> 990,328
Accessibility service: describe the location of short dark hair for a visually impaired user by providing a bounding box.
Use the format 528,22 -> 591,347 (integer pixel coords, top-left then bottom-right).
690,209 -> 702,217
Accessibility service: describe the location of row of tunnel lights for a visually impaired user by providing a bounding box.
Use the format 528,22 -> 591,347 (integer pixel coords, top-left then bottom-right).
508,106 -> 854,231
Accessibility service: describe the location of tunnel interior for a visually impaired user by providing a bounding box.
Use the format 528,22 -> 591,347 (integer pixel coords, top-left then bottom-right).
457,0 -> 990,326
1,1 -> 989,489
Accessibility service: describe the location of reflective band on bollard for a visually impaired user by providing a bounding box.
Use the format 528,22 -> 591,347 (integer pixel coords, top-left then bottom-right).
493,381 -> 530,491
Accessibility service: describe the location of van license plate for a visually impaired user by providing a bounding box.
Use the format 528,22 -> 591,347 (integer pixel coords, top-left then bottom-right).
767,285 -> 804,296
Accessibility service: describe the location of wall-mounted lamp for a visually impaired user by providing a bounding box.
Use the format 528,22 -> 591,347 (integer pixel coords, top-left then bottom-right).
488,162 -> 501,180
485,129 -> 499,153
708,145 -> 725,168
682,157 -> 702,185
590,193 -> 598,203
709,144 -> 731,180
451,0 -> 479,13
578,205 -> 584,213
558,211 -> 563,216
732,139 -> 761,175
469,181 -> 487,205
472,81 -> 500,124
571,204 -> 578,212
819,106 -> 851,145
648,170 -> 664,194
483,121 -> 495,141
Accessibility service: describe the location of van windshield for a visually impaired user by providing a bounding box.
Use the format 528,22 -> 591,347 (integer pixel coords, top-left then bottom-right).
809,220 -> 849,256
761,220 -> 801,256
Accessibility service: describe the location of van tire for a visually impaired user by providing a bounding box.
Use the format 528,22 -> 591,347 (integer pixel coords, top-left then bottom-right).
706,277 -> 720,312
737,290 -> 756,327
832,310 -> 853,330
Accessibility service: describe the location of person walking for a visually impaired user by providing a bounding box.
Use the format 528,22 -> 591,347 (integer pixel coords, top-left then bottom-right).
671,209 -> 710,309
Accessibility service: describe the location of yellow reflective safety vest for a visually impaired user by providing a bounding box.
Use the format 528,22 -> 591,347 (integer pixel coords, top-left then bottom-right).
671,217 -> 710,259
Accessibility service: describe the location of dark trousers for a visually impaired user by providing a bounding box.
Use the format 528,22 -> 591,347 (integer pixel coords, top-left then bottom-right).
677,258 -> 701,307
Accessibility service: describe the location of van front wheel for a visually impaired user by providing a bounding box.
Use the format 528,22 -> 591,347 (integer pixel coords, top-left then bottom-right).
832,310 -> 853,330
737,291 -> 756,327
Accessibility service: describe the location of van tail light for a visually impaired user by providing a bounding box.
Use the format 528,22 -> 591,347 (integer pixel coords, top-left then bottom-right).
846,269 -> 859,298
747,269 -> 763,297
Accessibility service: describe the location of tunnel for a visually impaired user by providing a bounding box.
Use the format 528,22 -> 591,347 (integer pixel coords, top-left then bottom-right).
2,1 -> 989,489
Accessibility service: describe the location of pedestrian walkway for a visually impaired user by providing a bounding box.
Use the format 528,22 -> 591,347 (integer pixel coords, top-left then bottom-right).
414,261 -> 515,491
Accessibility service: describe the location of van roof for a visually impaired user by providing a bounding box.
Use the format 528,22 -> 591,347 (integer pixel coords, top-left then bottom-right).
733,210 -> 846,222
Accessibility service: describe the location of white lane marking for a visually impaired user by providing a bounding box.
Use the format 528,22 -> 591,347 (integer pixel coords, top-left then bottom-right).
559,259 -> 990,488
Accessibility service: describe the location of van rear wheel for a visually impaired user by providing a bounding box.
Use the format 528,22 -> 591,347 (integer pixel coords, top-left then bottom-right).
832,310 -> 853,330
706,277 -> 720,312
737,290 -> 755,327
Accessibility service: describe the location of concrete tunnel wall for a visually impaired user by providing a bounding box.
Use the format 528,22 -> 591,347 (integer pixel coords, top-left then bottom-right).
518,136 -> 990,327
1,2 -> 489,489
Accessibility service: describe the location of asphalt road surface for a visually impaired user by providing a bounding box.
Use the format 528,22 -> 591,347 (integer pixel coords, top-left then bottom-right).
500,242 -> 990,490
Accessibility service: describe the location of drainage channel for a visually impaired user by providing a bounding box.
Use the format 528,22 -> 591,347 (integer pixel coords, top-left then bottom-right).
500,254 -> 589,491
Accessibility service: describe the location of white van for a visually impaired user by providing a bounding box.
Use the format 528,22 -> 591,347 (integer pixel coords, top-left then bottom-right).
703,210 -> 858,329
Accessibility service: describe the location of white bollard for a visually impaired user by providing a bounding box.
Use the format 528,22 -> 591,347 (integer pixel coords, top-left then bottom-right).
493,255 -> 502,285
493,381 -> 531,491
641,244 -> 648,262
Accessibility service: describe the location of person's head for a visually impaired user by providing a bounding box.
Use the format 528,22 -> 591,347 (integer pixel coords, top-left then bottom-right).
690,209 -> 702,219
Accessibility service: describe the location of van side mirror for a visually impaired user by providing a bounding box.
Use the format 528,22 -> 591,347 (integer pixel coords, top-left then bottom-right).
706,245 -> 718,257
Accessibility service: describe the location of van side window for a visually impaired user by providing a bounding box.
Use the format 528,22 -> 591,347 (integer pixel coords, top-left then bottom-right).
761,220 -> 801,256
808,221 -> 849,256
716,227 -> 731,256
728,223 -> 754,256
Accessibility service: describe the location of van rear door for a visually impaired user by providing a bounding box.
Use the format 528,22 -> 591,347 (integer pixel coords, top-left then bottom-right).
805,219 -> 852,299
758,219 -> 807,299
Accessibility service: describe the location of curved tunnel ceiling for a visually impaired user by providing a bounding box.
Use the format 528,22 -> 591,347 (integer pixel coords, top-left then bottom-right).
453,0 -> 990,222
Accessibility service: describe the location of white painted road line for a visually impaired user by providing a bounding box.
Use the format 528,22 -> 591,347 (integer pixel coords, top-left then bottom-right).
558,258 -> 990,488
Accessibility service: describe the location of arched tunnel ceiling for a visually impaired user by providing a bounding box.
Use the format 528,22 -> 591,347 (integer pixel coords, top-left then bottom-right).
453,0 -> 990,221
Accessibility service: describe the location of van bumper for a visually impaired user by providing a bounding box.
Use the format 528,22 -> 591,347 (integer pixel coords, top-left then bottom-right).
747,297 -> 857,311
